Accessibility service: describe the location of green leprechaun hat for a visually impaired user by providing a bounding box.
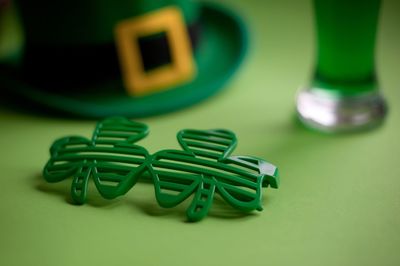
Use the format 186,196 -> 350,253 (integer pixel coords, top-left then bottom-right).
0,0 -> 248,117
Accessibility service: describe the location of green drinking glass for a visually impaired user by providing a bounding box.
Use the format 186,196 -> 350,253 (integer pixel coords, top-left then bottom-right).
296,0 -> 387,132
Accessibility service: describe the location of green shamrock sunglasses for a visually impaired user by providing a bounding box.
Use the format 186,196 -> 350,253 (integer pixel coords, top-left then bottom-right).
43,117 -> 279,222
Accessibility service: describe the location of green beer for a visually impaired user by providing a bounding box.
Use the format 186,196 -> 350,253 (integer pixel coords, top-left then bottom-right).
297,0 -> 387,132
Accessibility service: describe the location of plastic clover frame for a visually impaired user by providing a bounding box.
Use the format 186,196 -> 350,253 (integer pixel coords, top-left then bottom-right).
43,117 -> 279,222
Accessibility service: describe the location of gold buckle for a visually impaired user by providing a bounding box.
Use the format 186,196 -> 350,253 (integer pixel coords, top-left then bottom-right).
115,6 -> 196,96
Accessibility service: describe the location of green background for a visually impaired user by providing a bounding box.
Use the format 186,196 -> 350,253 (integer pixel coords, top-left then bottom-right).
1,0 -> 399,265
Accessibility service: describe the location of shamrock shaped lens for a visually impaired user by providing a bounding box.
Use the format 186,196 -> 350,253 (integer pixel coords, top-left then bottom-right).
150,129 -> 279,221
43,117 -> 150,204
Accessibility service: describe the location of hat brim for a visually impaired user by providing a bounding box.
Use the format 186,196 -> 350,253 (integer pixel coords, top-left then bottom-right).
0,3 -> 248,118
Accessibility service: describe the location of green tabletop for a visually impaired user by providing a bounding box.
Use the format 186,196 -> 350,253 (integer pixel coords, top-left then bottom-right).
1,0 -> 399,265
